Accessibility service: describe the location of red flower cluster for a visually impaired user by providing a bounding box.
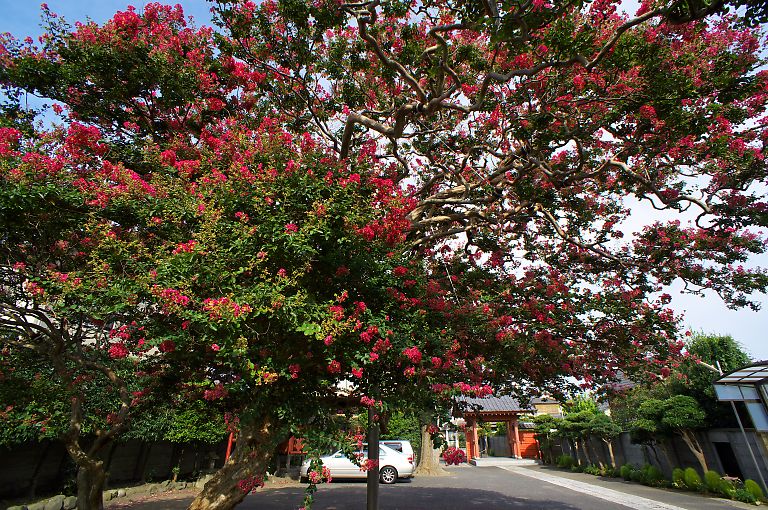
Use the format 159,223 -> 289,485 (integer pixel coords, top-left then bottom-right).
237,475 -> 264,494
443,447 -> 466,465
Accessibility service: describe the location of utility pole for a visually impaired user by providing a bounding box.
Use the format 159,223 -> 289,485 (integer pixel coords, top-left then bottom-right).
366,405 -> 380,510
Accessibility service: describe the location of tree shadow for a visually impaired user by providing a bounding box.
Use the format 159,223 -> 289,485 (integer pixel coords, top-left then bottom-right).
240,486 -> 591,510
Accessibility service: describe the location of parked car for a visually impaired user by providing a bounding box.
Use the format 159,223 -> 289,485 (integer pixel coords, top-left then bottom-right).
380,440 -> 415,465
300,443 -> 414,484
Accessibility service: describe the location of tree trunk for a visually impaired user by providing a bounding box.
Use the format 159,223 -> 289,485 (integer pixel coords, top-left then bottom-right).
604,439 -> 616,468
76,460 -> 107,510
62,434 -> 107,510
679,430 -> 708,474
187,415 -> 284,510
585,437 -> 602,468
579,438 -> 592,465
413,425 -> 447,476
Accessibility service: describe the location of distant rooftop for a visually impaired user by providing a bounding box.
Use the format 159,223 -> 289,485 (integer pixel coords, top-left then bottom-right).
455,395 -> 533,414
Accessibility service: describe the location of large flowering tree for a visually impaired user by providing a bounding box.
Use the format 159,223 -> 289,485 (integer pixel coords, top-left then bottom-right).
1,0 -> 767,509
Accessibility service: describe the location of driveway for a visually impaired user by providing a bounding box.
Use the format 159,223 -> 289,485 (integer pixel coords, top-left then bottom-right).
111,465 -> 756,510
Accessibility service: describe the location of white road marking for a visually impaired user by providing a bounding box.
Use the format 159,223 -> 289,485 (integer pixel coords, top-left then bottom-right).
502,467 -> 690,510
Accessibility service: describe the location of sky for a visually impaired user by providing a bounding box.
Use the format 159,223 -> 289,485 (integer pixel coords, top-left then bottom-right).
1,0 -> 766,362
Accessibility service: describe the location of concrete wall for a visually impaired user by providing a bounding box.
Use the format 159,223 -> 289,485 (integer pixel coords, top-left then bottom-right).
0,440 -> 227,499
555,428 -> 768,484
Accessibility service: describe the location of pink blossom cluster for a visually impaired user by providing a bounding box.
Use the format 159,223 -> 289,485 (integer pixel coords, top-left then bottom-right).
203,383 -> 228,401
403,346 -> 422,364
172,240 -> 197,254
108,342 -> 129,359
308,466 -> 332,484
152,286 -> 191,311
203,296 -> 253,320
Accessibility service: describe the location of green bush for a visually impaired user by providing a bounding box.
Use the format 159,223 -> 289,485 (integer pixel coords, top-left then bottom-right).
744,479 -> 765,501
733,488 -> 758,504
620,464 -> 633,481
717,478 -> 736,498
571,463 -> 585,473
630,468 -> 647,484
557,455 -> 575,469
683,467 -> 703,491
704,470 -> 721,492
672,468 -> 685,488
643,465 -> 665,486
584,464 -> 601,475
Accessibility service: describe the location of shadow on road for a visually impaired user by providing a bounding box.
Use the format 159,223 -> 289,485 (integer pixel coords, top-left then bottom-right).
241,486 -> 590,510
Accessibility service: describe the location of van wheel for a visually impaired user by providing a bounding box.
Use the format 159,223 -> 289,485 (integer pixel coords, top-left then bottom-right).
379,466 -> 398,484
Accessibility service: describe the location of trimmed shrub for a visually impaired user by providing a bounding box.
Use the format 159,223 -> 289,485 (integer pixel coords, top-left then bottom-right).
557,455 -> 575,469
620,464 -> 633,481
704,470 -> 721,492
733,488 -> 758,504
744,479 -> 765,501
643,465 -> 665,486
683,467 -> 703,491
672,467 -> 685,487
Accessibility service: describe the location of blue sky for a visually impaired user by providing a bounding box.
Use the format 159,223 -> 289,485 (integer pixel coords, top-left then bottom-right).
2,1 -> 766,362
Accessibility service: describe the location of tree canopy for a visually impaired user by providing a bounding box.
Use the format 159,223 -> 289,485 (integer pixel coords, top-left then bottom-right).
1,1 -> 767,509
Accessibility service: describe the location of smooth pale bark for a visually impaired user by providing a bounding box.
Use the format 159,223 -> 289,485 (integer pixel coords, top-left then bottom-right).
187,415 -> 284,510
413,425 -> 447,476
679,430 -> 709,474
603,439 -> 616,468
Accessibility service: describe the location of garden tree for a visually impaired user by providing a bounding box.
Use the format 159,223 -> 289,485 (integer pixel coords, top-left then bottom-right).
588,413 -> 621,468
559,409 -> 597,465
1,11 -> 503,507
533,414 -> 563,464
212,0 -> 768,308
631,395 -> 709,473
2,0 -> 768,508
674,332 -> 752,427
0,150 -> 163,510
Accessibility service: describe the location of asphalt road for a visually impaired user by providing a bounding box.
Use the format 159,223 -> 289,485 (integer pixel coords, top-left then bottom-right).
109,465 -> 755,510
236,465 -> 753,510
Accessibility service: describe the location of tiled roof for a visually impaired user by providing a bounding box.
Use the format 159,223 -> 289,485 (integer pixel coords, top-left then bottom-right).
455,395 -> 533,414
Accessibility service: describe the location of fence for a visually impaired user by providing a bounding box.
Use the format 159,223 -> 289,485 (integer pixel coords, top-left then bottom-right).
0,439 -> 227,499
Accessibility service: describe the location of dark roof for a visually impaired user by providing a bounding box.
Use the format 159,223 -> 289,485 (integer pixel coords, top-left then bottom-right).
455,395 -> 533,414
530,397 -> 558,404
715,361 -> 768,386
